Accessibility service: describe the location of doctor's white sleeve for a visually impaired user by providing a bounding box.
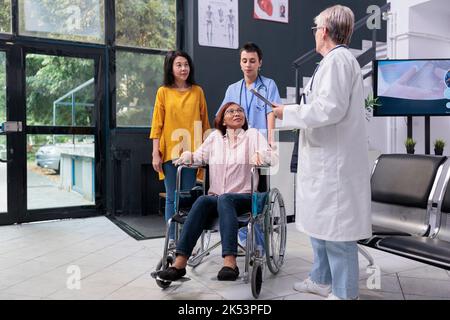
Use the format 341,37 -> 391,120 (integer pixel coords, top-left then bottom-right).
281,57 -> 353,129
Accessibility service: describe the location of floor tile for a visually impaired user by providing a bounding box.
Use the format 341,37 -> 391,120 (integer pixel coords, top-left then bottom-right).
399,277 -> 450,298
359,289 -> 404,300
397,265 -> 450,280
0,217 -> 448,300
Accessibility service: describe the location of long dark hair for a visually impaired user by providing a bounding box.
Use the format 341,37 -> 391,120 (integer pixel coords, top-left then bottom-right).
214,102 -> 248,136
163,50 -> 196,86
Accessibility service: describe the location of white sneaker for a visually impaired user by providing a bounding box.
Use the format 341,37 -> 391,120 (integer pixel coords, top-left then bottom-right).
293,277 -> 331,297
325,293 -> 342,300
326,293 -> 359,300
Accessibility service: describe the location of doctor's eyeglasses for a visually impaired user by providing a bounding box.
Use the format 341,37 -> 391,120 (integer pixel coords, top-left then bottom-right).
311,26 -> 325,36
225,108 -> 245,116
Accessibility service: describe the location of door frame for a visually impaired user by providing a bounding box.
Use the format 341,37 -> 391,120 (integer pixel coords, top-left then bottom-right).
0,43 -> 16,225
0,41 -> 107,225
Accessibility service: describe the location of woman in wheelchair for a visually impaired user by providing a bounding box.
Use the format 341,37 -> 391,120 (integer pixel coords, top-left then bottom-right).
158,102 -> 276,282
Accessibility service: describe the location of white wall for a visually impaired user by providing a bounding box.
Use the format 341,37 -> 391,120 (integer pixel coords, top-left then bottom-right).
270,140 -> 295,218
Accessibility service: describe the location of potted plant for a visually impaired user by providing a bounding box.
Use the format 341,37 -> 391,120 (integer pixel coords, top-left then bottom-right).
364,93 -> 381,121
434,139 -> 445,155
405,138 -> 416,154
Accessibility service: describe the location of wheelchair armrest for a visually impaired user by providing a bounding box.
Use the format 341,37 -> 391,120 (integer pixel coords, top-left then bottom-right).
176,164 -> 206,170
175,165 -> 208,214
251,165 -> 271,195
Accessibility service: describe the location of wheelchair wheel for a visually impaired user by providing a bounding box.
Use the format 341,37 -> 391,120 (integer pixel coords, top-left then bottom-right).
264,188 -> 287,274
251,262 -> 263,298
187,230 -> 211,268
155,255 -> 174,289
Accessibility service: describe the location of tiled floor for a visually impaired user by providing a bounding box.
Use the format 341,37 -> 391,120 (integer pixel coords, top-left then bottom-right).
0,216 -> 449,300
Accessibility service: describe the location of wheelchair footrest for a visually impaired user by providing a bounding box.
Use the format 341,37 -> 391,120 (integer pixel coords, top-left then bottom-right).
151,271 -> 191,283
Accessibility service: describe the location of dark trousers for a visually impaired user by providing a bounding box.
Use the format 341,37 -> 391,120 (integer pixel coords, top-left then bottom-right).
176,193 -> 252,258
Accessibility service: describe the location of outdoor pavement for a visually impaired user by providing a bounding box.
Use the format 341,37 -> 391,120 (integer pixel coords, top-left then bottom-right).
0,163 -> 93,213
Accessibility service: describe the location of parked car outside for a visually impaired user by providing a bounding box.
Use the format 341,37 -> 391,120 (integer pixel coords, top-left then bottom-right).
35,142 -> 94,174
35,145 -> 62,173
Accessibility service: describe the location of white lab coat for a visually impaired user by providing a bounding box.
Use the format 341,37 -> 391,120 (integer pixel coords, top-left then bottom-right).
282,47 -> 372,241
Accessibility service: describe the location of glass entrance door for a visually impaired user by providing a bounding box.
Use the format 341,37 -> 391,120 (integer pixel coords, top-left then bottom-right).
23,50 -> 102,222
25,53 -> 97,212
0,45 -> 20,225
0,44 -> 104,225
0,50 -> 7,216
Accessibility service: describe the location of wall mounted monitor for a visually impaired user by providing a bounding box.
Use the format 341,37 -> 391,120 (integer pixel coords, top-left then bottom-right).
373,59 -> 450,116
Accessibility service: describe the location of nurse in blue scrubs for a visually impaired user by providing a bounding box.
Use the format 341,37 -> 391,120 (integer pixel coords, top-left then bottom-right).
219,42 -> 281,145
219,42 -> 281,247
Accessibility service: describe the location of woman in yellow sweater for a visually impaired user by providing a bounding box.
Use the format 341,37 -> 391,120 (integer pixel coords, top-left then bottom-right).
150,50 -> 210,242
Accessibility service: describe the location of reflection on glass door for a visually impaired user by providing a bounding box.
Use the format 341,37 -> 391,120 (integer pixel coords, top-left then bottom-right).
26,54 -> 96,211
0,51 -> 6,214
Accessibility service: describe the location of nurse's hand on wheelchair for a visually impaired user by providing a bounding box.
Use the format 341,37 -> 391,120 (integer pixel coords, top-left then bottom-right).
173,151 -> 193,166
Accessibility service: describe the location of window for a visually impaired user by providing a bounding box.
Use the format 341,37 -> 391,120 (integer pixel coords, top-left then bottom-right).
116,52 -> 164,127
19,0 -> 104,43
0,0 -> 11,34
115,0 -> 176,50
26,54 -> 95,127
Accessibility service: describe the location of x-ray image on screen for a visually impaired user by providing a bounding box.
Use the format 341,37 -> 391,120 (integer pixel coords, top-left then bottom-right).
374,59 -> 450,116
377,60 -> 449,100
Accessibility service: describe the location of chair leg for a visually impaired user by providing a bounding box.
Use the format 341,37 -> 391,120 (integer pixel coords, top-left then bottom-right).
358,244 -> 374,267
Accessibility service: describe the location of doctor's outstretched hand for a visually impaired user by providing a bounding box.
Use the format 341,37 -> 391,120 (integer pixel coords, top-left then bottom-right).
271,102 -> 284,120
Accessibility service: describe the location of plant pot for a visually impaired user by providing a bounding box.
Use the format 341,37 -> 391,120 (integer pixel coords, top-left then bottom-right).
406,147 -> 415,154
434,148 -> 443,156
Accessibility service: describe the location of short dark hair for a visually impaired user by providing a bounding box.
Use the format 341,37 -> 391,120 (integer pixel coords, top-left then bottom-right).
239,42 -> 263,61
214,102 -> 249,136
163,50 -> 196,86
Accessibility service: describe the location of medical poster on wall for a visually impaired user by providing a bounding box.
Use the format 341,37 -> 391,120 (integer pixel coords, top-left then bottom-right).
254,0 -> 288,24
198,0 -> 239,49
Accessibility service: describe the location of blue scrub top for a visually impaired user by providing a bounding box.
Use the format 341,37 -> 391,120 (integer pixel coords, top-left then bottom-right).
219,75 -> 281,130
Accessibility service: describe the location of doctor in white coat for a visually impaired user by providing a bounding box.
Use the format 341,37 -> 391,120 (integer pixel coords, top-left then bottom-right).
272,5 -> 371,300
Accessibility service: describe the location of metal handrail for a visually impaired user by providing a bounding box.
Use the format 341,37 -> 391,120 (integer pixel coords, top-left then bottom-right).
52,78 -> 95,126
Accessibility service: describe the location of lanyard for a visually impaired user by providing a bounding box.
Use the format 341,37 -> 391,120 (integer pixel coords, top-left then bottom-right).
301,45 -> 348,104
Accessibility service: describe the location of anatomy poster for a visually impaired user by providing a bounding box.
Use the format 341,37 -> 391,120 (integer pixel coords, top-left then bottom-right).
198,0 -> 239,49
254,0 -> 288,24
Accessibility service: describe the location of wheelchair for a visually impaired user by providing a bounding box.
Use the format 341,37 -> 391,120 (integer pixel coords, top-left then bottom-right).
151,164 -> 287,298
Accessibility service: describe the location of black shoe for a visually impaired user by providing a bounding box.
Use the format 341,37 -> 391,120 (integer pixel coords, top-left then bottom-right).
158,267 -> 186,281
217,266 -> 240,281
